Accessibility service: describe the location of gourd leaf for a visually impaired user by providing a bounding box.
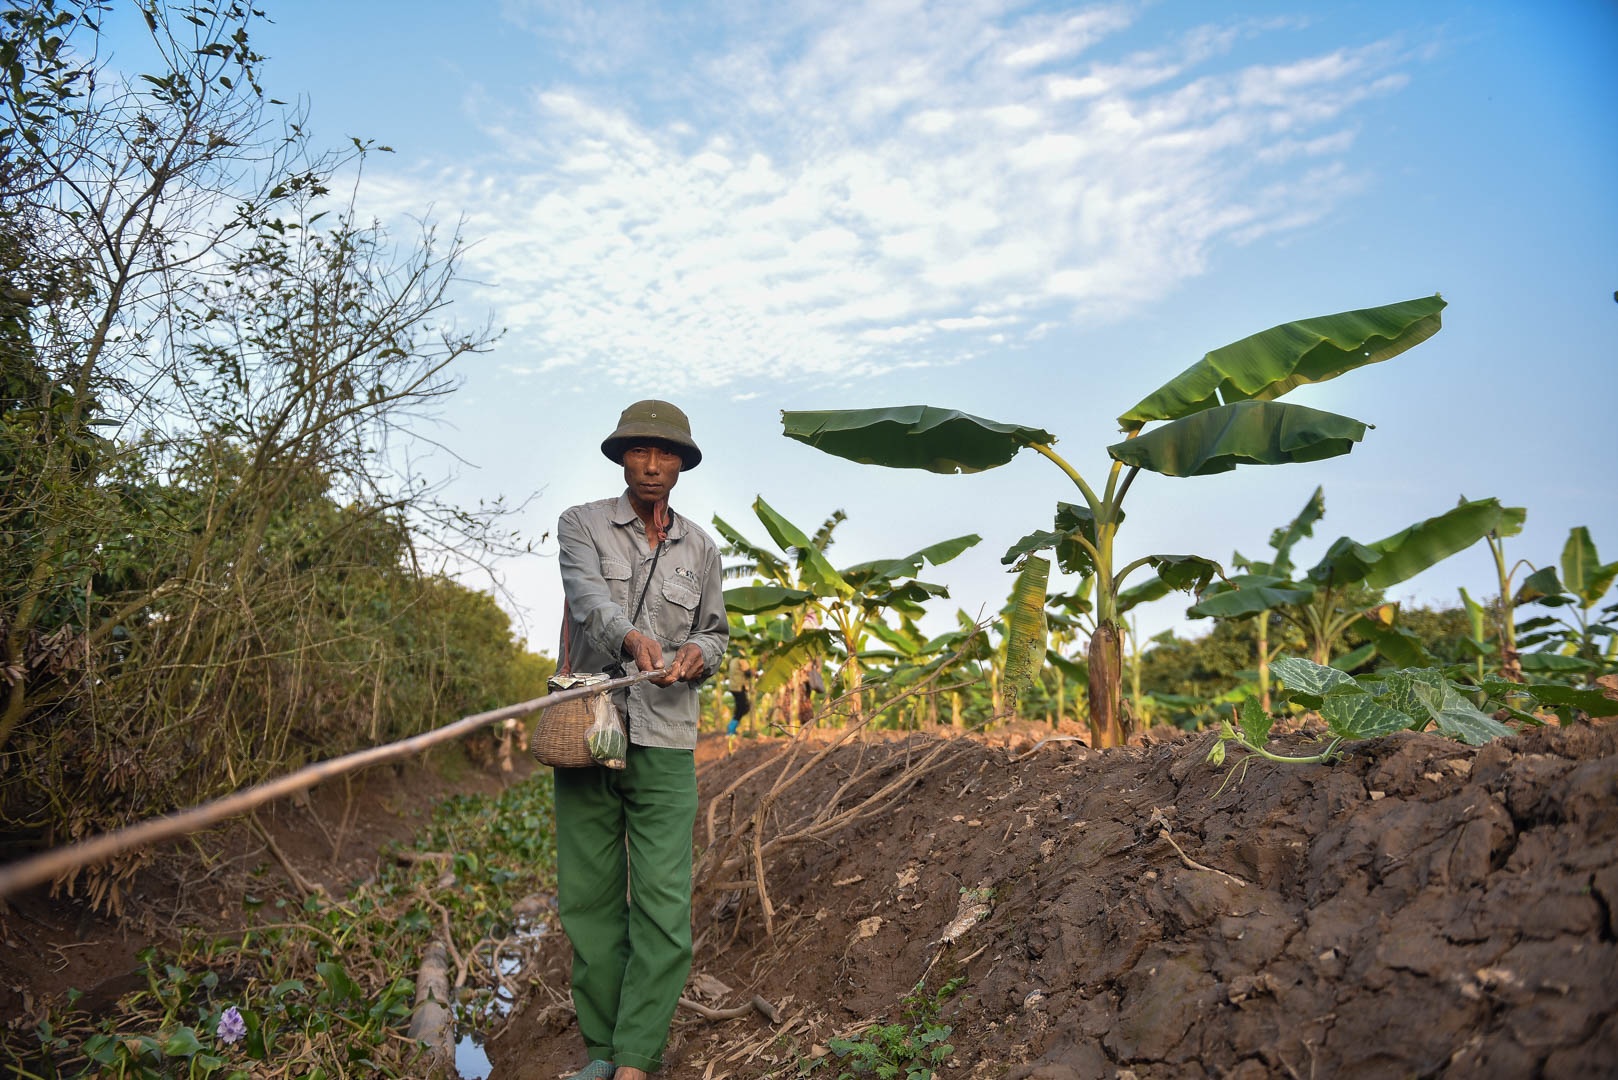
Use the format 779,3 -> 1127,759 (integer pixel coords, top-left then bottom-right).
1238,696 -> 1273,748
1429,686 -> 1513,745
781,406 -> 1055,474
1271,656 -> 1359,708
1001,555 -> 1049,706
1118,294 -> 1446,431
1106,401 -> 1368,477
1320,694 -> 1416,740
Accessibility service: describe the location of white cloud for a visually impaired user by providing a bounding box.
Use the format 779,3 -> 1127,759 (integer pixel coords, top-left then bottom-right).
369,3 -> 1414,392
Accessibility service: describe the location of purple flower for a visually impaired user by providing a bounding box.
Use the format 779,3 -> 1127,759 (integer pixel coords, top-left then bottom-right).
216,1006 -> 246,1046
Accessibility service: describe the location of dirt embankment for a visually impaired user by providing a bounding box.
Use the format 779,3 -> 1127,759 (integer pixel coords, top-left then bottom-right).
494,723 -> 1618,1079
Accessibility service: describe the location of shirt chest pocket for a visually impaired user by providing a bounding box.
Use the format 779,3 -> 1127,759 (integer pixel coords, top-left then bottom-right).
656,577 -> 700,642
600,558 -> 632,609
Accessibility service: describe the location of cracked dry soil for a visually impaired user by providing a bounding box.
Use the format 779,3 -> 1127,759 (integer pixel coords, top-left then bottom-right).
492,723 -> 1618,1079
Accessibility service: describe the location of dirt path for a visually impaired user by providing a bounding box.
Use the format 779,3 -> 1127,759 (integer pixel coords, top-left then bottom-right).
492,723 -> 1618,1079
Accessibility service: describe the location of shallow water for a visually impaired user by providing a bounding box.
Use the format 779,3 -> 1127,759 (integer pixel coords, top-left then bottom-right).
453,915 -> 548,1079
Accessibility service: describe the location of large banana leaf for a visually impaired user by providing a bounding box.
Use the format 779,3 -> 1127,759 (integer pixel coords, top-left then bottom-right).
866,618 -> 924,657
1117,556 -> 1221,615
1514,566 -> 1565,605
1350,612 -> 1434,668
724,584 -> 816,616
712,514 -> 789,579
752,496 -> 853,598
844,533 -> 981,589
1561,526 -> 1618,607
1268,486 -> 1326,578
1117,295 -> 1446,431
1302,498 -> 1507,590
781,406 -> 1055,474
1359,497 -> 1508,589
1047,648 -> 1088,686
862,579 -> 952,616
1106,401 -> 1368,477
1187,573 -> 1315,619
1001,555 -> 1049,704
1116,574 -> 1170,615
1305,536 -> 1384,588
757,628 -> 837,694
1145,554 -> 1222,592
1000,502 -> 1110,575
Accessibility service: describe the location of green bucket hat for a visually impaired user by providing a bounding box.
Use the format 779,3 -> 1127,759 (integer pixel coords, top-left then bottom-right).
600,399 -> 702,470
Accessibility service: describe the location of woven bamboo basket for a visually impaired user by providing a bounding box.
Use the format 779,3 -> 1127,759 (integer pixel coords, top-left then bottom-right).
530,673 -> 612,768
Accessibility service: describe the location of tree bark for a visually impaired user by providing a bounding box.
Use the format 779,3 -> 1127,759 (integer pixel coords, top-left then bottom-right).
1087,622 -> 1126,748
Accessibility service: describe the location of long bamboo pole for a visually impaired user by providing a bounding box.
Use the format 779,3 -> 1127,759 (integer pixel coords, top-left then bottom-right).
0,669 -> 666,901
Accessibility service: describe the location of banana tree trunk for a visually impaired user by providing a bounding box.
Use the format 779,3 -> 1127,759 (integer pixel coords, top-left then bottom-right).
1087,621 -> 1126,748
1128,625 -> 1144,728
1488,536 -> 1524,683
1256,613 -> 1271,711
1055,669 -> 1065,729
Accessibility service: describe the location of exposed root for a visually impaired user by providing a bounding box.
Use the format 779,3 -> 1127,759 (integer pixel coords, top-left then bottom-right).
1150,808 -> 1249,888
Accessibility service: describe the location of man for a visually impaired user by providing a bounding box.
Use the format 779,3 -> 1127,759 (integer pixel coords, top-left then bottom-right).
553,400 -> 728,1080
725,651 -> 753,738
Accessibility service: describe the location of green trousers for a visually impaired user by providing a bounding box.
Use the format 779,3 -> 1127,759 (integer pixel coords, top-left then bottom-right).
553,745 -> 697,1073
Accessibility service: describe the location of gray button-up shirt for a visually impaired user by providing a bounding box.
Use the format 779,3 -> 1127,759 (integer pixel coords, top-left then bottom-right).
556,492 -> 729,750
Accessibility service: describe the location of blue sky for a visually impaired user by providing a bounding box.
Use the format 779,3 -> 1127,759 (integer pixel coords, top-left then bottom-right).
110,1 -> 1618,650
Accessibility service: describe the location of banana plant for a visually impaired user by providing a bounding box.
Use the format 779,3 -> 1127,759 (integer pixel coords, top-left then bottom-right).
718,496 -> 979,722
1513,526 -> 1618,684
1191,496 -> 1515,669
1224,486 -> 1325,709
782,295 -> 1447,748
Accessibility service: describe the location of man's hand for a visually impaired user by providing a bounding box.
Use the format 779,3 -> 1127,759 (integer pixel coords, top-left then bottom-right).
662,642 -> 707,685
624,633 -> 704,686
622,629 -> 663,675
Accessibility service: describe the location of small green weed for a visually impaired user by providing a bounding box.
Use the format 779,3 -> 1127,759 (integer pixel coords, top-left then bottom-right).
803,977 -> 964,1080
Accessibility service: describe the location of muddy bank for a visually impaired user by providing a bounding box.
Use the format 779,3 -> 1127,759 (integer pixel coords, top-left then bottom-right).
492,723 -> 1617,1078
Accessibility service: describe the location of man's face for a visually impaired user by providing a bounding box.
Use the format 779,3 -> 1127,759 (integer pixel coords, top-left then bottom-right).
622,441 -> 683,505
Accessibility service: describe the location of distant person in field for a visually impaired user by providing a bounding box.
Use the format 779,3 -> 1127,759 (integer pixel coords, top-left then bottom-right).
553,400 -> 728,1080
725,651 -> 753,737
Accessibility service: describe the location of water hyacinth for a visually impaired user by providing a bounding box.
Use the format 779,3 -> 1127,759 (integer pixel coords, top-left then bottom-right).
216,1005 -> 246,1046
